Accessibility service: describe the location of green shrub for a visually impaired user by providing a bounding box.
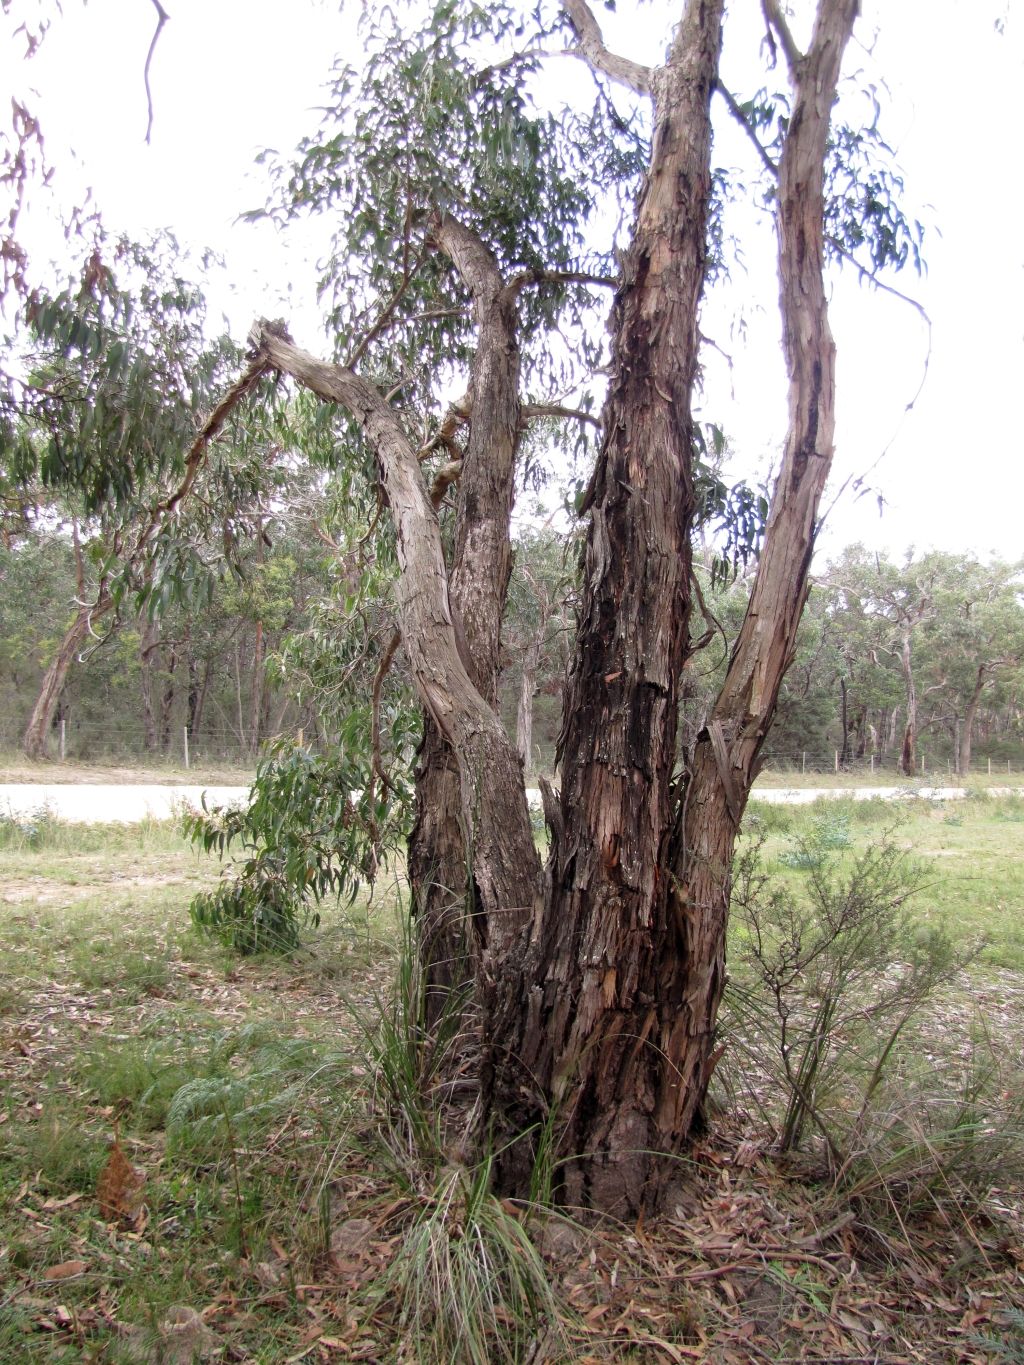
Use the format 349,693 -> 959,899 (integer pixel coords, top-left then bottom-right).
724,822 -> 970,1159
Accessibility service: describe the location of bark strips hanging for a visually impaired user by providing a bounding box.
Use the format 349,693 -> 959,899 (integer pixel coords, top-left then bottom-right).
486,0 -> 724,1215
664,0 -> 861,1154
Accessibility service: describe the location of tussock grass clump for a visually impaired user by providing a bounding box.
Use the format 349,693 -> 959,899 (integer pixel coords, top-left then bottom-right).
0,808 -> 187,856
384,1161 -> 562,1365
17,1107 -> 106,1194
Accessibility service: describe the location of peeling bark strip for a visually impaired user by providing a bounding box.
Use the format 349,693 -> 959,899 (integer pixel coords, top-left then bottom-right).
669,0 -> 860,1144
487,0 -> 725,1214
248,320 -> 539,959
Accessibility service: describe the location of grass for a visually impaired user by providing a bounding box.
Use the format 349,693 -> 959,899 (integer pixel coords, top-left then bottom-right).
1,807 -> 1023,1362
745,790 -> 1024,968
0,818 -> 398,1362
754,764 -> 1024,790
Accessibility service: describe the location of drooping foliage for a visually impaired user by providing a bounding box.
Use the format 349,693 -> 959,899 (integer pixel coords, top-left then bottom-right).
180,0 -> 936,951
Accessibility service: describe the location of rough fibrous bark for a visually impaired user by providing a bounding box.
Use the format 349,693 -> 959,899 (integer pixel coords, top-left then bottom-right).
487,0 -> 725,1215
664,0 -> 860,1154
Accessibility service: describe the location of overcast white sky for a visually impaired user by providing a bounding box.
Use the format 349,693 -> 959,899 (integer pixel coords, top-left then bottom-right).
3,0 -> 1021,564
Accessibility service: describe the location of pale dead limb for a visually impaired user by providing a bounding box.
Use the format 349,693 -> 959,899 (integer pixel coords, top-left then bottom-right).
248,318 -> 538,945
520,403 -> 601,430
562,0 -> 652,95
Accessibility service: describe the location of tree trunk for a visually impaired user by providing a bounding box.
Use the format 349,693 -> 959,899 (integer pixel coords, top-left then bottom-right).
251,324 -> 540,973
23,592 -> 113,759
249,619 -> 264,755
854,705 -> 867,760
516,631 -> 542,776
486,0 -> 725,1214
193,656 -> 212,741
840,677 -> 849,765
900,634 -> 916,775
407,213 -> 533,1023
959,666 -> 987,775
650,0 -> 859,1191
159,644 -> 178,754
140,618 -> 160,752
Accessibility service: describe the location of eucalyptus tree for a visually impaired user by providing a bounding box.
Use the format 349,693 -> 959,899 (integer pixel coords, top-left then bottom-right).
1,235 -> 290,758
922,555 -> 1024,773
825,547 -> 944,776
211,0 -> 921,1212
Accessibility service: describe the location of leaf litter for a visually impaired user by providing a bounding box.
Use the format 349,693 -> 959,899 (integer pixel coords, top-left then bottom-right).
1,848 -> 1023,1362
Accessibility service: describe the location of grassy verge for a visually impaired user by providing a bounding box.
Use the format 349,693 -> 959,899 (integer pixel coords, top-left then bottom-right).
746,789 -> 1024,968
1,813 -> 1022,1362
753,766 -> 1024,790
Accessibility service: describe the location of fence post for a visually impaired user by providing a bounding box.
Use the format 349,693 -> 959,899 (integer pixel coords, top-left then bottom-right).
834,750 -> 838,774
183,727 -> 190,771
802,752 -> 806,774
60,718 -> 66,762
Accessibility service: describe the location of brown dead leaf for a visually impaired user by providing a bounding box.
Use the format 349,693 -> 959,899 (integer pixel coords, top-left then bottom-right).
41,1192 -> 83,1210
96,1128 -> 147,1224
43,1260 -> 87,1281
734,1140 -> 762,1169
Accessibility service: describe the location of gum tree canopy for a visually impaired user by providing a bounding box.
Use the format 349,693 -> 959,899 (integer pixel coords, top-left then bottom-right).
196,0 -> 922,1213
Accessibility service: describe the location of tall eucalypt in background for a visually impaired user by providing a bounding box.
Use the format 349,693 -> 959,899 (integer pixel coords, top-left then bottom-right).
0,234 -> 287,759
230,0 -> 923,1215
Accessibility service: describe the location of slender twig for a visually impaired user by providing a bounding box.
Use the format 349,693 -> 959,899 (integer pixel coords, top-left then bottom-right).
520,403 -> 601,430
817,240 -> 932,530
143,0 -> 170,145
714,81 -> 778,175
503,267 -> 619,299
345,251 -> 425,370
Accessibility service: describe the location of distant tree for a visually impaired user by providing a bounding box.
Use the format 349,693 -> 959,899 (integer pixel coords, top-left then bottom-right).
922,555 -> 1024,774
1,235 -> 285,758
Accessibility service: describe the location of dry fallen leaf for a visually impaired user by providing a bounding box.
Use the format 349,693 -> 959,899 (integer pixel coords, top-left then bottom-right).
96,1128 -> 147,1224
41,1192 -> 83,1210
43,1260 -> 88,1281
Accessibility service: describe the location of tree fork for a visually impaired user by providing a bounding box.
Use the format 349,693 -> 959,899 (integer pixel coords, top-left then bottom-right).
662,0 -> 861,1154
248,321 -> 540,972
486,0 -> 725,1215
407,212 -> 538,1022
